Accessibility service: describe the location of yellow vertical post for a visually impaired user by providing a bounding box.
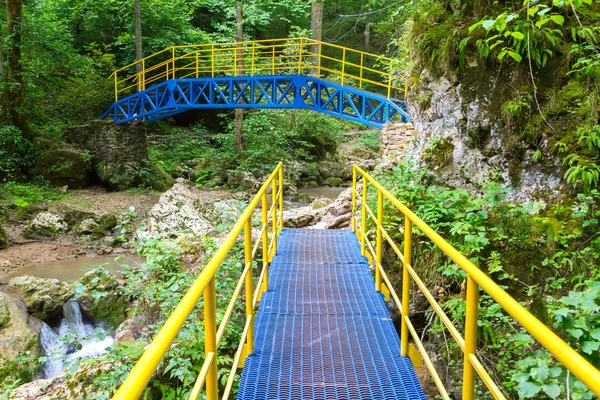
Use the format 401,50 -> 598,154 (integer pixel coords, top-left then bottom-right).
211,45 -> 215,77
114,74 -> 118,101
204,278 -> 218,400
234,46 -> 237,77
261,192 -> 269,294
172,47 -> 176,79
195,52 -> 199,78
359,54 -> 364,89
360,179 -> 367,256
297,38 -> 303,75
387,73 -> 392,99
142,59 -> 146,90
351,167 -> 357,233
462,276 -> 479,400
278,166 -> 283,230
375,191 -> 383,292
317,43 -> 322,78
341,48 -> 346,86
244,219 -> 254,355
271,46 -> 275,75
404,74 -> 409,102
401,216 -> 412,357
251,42 -> 255,76
270,178 -> 277,261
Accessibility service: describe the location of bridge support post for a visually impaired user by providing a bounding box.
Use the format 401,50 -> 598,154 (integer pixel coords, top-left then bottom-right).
204,278 -> 218,399
278,167 -> 283,230
400,216 -> 412,357
360,180 -> 367,256
262,192 -> 269,294
375,191 -> 383,292
462,276 -> 479,400
270,178 -> 277,261
244,219 -> 255,355
351,167 -> 356,232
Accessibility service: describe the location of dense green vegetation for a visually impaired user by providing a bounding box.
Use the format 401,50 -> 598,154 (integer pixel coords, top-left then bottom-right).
1,0 -> 600,399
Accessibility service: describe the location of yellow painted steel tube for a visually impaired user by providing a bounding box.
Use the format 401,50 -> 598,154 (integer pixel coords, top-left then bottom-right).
262,193 -> 269,294
351,167 -> 357,232
462,276 -> 479,400
216,262 -> 250,345
361,179 -> 367,256
354,166 -> 600,397
222,315 -> 254,400
468,354 -> 507,400
278,167 -> 283,230
401,216 -> 412,357
376,191 -> 383,292
187,351 -> 215,400
244,220 -> 254,355
204,278 -> 218,400
111,163 -> 282,400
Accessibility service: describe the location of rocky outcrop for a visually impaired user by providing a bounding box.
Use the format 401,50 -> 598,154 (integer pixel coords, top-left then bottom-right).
28,138 -> 93,188
0,292 -> 41,386
75,268 -> 128,329
0,226 -> 7,249
284,187 -> 355,229
74,218 -> 105,240
23,212 -> 68,240
63,120 -> 173,191
140,182 -> 213,239
50,203 -> 119,238
8,276 -> 75,319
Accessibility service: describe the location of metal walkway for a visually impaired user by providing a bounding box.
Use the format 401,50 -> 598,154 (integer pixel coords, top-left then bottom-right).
237,229 -> 426,400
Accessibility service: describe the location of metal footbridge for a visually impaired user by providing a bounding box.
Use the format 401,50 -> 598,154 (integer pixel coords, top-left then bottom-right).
112,164 -> 600,400
101,38 -> 410,128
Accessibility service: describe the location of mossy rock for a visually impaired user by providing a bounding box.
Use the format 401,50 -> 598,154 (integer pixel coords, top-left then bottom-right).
0,226 -> 7,250
23,212 -> 68,240
28,138 -> 92,188
98,213 -> 118,231
95,160 -> 173,191
75,268 -> 128,329
324,177 -> 344,187
8,275 -> 75,319
74,218 -> 105,239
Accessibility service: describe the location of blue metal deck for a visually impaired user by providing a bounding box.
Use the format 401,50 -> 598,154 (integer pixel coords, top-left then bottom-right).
237,229 -> 426,400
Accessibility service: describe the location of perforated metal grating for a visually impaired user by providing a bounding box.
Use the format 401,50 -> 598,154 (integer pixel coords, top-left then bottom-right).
237,229 -> 426,400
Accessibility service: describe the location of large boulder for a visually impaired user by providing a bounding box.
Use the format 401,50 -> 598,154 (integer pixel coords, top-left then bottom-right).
51,203 -> 118,234
0,292 -> 41,386
28,138 -> 93,188
74,218 -> 105,240
140,183 -> 213,239
319,161 -> 352,181
75,268 -> 128,329
0,226 -> 7,249
23,212 -> 68,240
8,276 -> 75,319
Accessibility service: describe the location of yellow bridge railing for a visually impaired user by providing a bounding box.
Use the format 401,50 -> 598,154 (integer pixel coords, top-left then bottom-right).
351,165 -> 600,399
112,163 -> 283,400
109,38 -> 404,102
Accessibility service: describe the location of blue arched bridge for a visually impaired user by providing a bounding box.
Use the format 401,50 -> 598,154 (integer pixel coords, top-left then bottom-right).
101,38 -> 410,128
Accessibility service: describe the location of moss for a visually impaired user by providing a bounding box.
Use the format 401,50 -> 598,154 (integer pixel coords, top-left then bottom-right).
76,268 -> 128,329
324,177 -> 344,187
422,137 -> 454,170
0,226 -> 6,250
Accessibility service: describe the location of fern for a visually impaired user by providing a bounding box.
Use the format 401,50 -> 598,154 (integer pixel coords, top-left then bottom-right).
564,155 -> 600,192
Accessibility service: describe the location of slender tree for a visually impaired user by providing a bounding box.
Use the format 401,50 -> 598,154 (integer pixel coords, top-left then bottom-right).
134,0 -> 143,73
310,0 -> 323,73
3,0 -> 29,137
234,1 -> 244,154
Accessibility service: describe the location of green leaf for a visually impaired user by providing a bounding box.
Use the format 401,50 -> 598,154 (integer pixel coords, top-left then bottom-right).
518,381 -> 542,398
567,328 -> 584,339
542,382 -> 561,399
581,341 -> 600,355
482,20 -> 496,30
590,328 -> 600,341
507,51 -> 522,62
511,31 -> 525,40
531,361 -> 549,381
550,15 -> 565,26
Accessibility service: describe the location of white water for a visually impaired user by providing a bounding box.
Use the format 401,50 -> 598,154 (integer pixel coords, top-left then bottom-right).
40,300 -> 114,378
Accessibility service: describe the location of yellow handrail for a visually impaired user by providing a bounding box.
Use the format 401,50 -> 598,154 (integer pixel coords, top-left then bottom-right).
351,165 -> 600,400
109,38 -> 405,102
112,162 -> 284,400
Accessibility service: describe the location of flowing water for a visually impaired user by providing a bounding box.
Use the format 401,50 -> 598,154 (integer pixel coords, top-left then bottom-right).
40,300 -> 114,379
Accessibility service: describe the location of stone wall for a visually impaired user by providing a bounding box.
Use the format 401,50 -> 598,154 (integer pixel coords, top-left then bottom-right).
381,123 -> 416,161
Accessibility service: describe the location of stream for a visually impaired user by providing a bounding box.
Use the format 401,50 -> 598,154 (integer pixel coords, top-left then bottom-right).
40,299 -> 114,378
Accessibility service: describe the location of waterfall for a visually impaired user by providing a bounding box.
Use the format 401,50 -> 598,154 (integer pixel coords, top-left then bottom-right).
40,300 -> 114,379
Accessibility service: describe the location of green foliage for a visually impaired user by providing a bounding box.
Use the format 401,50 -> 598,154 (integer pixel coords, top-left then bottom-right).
562,125 -> 600,192
349,130 -> 381,153
0,182 -> 68,204
0,126 -> 32,180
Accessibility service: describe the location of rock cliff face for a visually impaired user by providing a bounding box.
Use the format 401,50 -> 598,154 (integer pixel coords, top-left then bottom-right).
407,63 -> 569,205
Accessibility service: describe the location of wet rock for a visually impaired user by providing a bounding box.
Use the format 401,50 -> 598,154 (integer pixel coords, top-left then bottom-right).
74,218 -> 105,239
24,212 -> 68,240
285,187 -> 355,229
75,268 -> 128,329
140,183 -> 213,239
319,161 -> 352,181
8,276 -> 75,319
310,198 -> 332,209
51,204 -> 118,233
0,292 -> 41,386
0,226 -> 7,250
324,177 -> 344,187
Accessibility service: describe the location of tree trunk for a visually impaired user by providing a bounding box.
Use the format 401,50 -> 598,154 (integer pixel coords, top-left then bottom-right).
234,1 -> 245,154
134,0 -> 143,74
4,0 -> 30,137
310,1 -> 323,74
364,12 -> 370,52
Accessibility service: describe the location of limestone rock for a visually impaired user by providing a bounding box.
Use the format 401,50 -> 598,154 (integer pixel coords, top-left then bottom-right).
0,292 -> 41,386
0,226 -> 7,250
310,198 -> 332,209
319,161 -> 352,181
28,138 -> 92,188
24,212 -> 68,240
75,268 -> 128,329
74,218 -> 105,239
51,203 -> 118,232
140,183 -> 213,239
8,276 -> 75,319
324,177 -> 344,187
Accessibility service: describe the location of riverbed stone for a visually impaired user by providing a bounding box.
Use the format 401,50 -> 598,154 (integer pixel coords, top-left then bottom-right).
0,292 -> 41,386
8,276 -> 75,319
0,226 -> 7,249
75,268 -> 128,329
24,212 -> 68,240
74,218 -> 105,239
324,177 -> 344,187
